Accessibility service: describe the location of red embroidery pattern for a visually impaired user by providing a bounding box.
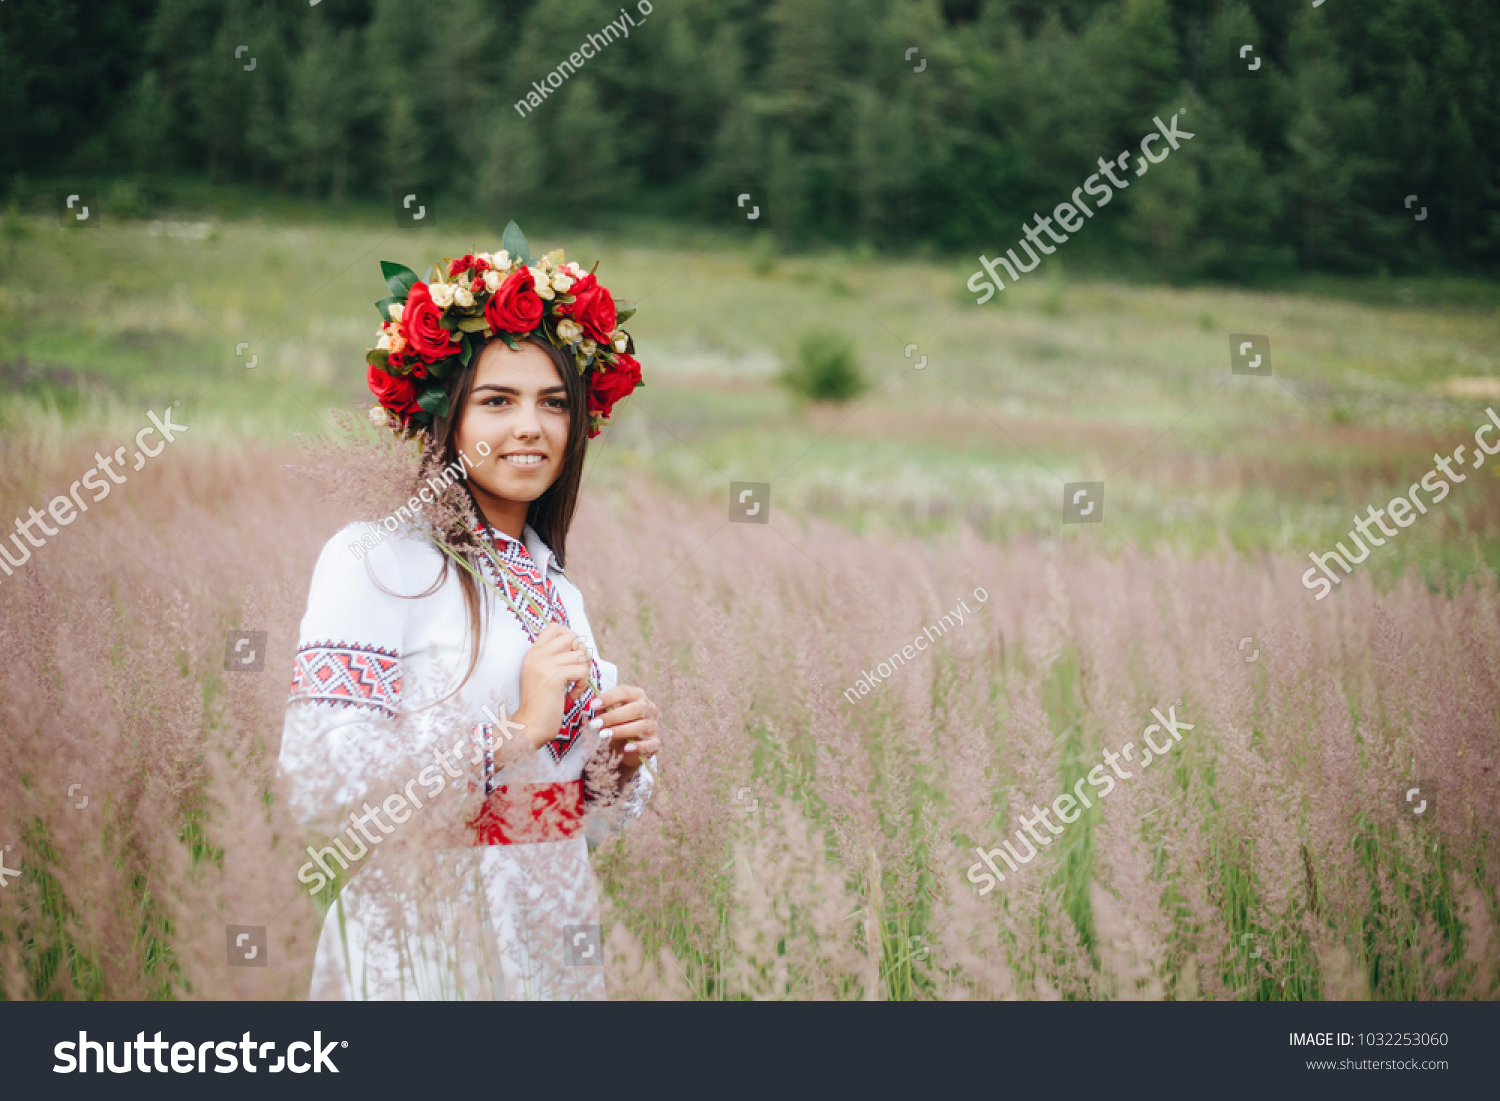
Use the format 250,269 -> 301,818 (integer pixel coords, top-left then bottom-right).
477,533 -> 598,763
288,641 -> 403,717
470,781 -> 585,846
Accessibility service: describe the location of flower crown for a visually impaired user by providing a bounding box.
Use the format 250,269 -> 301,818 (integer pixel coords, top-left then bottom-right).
365,220 -> 641,438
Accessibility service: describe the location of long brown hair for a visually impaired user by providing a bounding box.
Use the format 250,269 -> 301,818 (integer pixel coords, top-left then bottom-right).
403,334 -> 590,700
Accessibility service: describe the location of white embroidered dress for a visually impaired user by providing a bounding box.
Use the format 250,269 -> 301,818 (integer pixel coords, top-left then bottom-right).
277,521 -> 650,1000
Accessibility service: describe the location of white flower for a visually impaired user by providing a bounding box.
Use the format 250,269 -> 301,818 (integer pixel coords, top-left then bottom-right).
494,250 -> 510,270
551,271 -> 573,293
566,262 -> 582,275
556,319 -> 583,343
388,302 -> 404,323
483,269 -> 503,292
612,332 -> 628,353
429,282 -> 456,308
376,332 -> 392,351
453,287 -> 475,309
369,406 -> 389,427
534,276 -> 555,301
580,338 -> 598,357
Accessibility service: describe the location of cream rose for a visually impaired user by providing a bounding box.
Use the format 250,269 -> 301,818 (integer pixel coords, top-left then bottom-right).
387,302 -> 404,323
428,282 -> 456,308
556,319 -> 583,343
580,338 -> 598,357
550,271 -> 573,293
453,286 -> 475,309
376,331 -> 392,351
493,250 -> 510,270
483,269 -> 503,292
611,332 -> 628,353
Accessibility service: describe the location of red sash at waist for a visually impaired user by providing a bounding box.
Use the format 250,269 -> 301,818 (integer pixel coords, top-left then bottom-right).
469,780 -> 584,846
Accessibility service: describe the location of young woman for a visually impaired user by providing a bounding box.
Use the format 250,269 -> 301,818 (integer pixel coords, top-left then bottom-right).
278,228 -> 656,1000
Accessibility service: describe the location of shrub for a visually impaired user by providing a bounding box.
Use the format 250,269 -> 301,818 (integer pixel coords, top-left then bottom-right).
779,330 -> 866,404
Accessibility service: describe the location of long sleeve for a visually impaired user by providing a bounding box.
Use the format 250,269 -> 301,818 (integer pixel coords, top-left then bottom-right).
278,525 -> 412,829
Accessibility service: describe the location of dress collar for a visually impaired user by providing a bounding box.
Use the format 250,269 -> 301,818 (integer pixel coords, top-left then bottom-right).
486,523 -> 564,577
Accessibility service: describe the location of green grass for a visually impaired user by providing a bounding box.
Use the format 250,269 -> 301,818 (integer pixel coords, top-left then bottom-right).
4,203 -> 1500,586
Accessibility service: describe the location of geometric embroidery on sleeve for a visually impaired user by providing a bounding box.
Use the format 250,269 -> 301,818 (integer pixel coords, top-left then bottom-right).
288,640 -> 403,718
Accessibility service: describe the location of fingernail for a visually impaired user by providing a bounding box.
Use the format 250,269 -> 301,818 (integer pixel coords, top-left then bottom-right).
589,718 -> 603,731
624,743 -> 636,753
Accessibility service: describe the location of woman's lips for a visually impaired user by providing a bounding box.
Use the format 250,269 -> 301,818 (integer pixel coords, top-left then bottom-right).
501,453 -> 546,468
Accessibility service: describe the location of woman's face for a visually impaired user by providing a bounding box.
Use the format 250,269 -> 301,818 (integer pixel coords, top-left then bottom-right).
454,340 -> 570,516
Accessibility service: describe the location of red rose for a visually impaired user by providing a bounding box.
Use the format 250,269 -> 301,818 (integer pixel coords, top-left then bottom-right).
587,352 -> 642,417
449,255 -> 475,278
367,364 -> 424,417
557,273 -> 616,343
400,283 -> 460,362
485,267 -> 544,335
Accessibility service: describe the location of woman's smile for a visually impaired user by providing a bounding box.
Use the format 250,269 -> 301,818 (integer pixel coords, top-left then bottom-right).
501,451 -> 547,468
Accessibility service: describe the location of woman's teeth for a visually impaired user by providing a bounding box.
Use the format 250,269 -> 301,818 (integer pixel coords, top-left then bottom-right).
503,454 -> 544,466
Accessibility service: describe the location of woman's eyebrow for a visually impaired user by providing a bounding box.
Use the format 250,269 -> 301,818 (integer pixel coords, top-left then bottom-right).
472,384 -> 568,396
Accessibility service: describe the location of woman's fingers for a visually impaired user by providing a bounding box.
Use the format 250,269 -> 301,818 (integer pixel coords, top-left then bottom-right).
597,684 -> 645,710
551,657 -> 591,686
548,633 -> 583,657
534,623 -> 572,646
595,698 -> 652,727
601,718 -> 658,743
620,736 -> 661,762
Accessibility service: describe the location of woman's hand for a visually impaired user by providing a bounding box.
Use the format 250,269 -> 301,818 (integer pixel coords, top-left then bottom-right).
590,684 -> 661,780
513,624 -> 593,752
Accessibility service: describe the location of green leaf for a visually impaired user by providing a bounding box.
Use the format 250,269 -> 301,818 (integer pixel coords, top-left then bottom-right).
375,295 -> 401,322
502,220 -> 530,265
456,315 -> 490,333
500,333 -> 519,352
439,313 -> 459,332
417,386 -> 450,418
366,349 -> 391,372
427,357 -> 452,380
614,300 -> 637,324
458,332 -> 474,368
381,261 -> 420,299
